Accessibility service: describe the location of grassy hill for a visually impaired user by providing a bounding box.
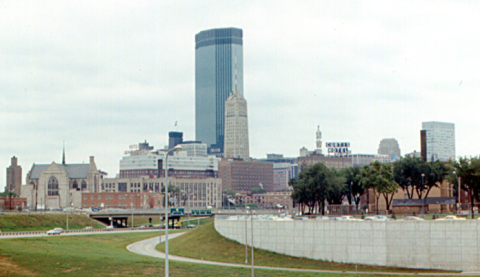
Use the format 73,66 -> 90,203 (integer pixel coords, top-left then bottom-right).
0,213 -> 105,232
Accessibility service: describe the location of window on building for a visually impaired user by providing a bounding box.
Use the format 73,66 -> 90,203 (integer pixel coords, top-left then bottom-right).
47,176 -> 59,196
81,181 -> 87,190
72,180 -> 78,189
98,195 -> 101,200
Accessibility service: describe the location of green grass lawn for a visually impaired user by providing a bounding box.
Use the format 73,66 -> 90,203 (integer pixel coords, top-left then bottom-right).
0,214 -> 105,232
157,221 -> 454,274
0,231 -> 400,277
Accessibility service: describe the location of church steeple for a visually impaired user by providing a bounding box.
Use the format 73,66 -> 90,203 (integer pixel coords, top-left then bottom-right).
62,141 -> 66,165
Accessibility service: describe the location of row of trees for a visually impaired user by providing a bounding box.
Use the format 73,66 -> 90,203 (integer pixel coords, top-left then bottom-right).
291,156 -> 480,215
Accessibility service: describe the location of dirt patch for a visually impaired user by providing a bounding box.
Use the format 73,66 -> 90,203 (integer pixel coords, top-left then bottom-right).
0,256 -> 36,276
63,267 -> 81,273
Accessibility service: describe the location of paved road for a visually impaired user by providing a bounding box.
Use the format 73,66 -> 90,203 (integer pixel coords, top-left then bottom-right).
0,229 -> 160,239
126,234 -> 480,276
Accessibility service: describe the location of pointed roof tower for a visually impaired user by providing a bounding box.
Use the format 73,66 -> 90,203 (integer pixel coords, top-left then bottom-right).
62,141 -> 66,165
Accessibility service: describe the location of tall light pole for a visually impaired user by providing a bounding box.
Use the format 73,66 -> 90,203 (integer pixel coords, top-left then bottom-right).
158,145 -> 182,277
245,206 -> 249,264
251,209 -> 255,277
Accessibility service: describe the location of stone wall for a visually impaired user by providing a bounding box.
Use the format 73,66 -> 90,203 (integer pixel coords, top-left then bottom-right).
215,217 -> 480,271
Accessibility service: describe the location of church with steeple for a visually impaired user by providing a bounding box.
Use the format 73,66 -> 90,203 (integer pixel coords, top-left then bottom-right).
21,145 -> 103,210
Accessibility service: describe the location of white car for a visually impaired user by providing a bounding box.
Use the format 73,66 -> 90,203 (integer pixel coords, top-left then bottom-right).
53,228 -> 64,232
404,216 -> 425,221
105,225 -> 115,230
336,215 -> 362,221
436,215 -> 466,221
364,215 -> 390,221
47,229 -> 62,235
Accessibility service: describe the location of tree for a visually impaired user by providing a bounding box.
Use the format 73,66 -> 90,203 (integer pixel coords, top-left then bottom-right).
291,163 -> 346,215
223,188 -> 236,207
1,191 -> 18,211
251,187 -> 266,194
450,156 -> 480,218
340,166 -> 364,209
361,161 -> 399,212
393,157 -> 450,199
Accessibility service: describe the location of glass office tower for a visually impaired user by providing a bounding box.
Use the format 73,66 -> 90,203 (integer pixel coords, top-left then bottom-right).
195,27 -> 243,155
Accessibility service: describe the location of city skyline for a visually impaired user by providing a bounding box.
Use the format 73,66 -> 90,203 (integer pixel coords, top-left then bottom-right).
2,1 -> 480,191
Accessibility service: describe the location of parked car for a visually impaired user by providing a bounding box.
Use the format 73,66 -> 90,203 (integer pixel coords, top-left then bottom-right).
335,215 -> 362,221
53,228 -> 64,232
294,217 -> 309,220
316,216 -> 332,220
84,226 -> 94,230
364,215 -> 390,221
436,215 -> 466,220
0,212 -> 4,215
403,216 -> 425,221
47,229 -> 62,235
105,226 -> 115,230
187,225 -> 197,229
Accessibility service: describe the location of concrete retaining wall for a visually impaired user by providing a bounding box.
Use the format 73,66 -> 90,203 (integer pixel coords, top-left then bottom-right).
214,217 -> 480,271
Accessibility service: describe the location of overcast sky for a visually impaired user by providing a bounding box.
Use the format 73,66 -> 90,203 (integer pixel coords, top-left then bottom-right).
2,1 -> 479,191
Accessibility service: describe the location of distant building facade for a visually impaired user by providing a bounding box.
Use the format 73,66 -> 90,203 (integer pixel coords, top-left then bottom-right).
6,156 -> 22,196
100,176 -> 222,208
224,90 -> 249,160
168,132 -> 183,150
195,27 -> 243,155
234,191 -> 292,209
377,138 -> 401,160
351,154 -> 391,167
298,154 -> 352,172
219,159 -> 274,192
119,142 -> 219,179
421,121 -> 456,162
82,192 -> 163,210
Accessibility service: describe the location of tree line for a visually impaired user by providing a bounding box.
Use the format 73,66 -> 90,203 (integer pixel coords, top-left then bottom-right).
291,156 -> 480,216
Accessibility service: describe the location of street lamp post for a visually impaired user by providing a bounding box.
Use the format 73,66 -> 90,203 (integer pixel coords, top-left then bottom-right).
131,202 -> 134,228
453,171 -> 461,215
421,173 -> 425,214
160,145 -> 182,277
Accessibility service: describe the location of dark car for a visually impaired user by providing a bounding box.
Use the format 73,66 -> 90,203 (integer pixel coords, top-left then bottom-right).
91,207 -> 101,212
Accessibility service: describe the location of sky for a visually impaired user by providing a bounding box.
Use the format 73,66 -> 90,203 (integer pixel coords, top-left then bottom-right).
2,1 -> 480,191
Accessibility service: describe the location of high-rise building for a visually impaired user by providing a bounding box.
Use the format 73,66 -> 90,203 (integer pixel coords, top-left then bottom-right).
421,121 -> 455,162
224,90 -> 249,160
6,156 -> 22,196
195,27 -> 243,155
168,131 -> 183,150
377,138 -> 401,160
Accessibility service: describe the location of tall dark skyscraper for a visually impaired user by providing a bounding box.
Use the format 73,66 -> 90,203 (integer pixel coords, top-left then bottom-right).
195,27 -> 243,155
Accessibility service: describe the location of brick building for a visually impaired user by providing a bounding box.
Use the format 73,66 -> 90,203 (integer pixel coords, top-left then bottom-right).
81,192 -> 163,209
219,159 -> 273,192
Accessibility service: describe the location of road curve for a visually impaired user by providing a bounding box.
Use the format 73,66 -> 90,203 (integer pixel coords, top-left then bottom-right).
126,234 -> 480,276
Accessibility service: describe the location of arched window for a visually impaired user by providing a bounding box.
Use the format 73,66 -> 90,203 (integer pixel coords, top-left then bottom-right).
48,176 -> 59,196
72,180 -> 78,189
81,181 -> 87,190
